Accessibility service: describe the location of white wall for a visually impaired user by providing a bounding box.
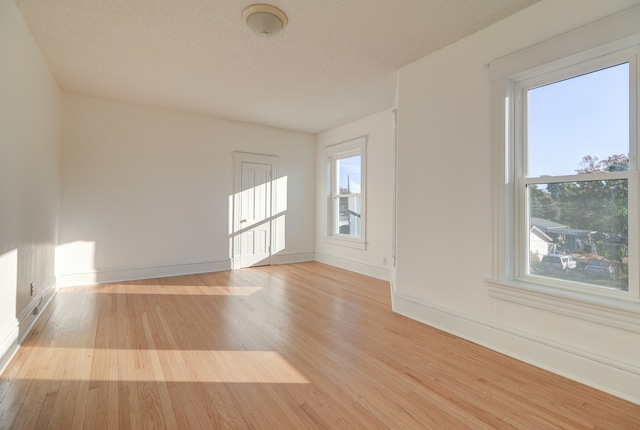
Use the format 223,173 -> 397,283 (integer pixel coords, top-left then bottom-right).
315,109 -> 396,280
58,94 -> 315,286
394,0 -> 640,403
0,0 -> 61,369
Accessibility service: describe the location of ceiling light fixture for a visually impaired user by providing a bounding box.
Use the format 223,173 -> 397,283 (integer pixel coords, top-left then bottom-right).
242,4 -> 288,37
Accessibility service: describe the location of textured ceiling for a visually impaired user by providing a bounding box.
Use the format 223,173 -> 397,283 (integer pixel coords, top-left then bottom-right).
15,0 -> 540,133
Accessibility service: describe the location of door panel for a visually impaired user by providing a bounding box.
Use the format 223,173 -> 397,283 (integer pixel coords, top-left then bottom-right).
237,162 -> 272,267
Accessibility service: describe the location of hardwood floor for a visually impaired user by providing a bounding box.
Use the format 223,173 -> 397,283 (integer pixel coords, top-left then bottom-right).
0,262 -> 638,429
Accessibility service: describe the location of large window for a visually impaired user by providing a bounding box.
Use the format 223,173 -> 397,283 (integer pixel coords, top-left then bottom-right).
487,8 -> 640,320
324,137 -> 366,248
520,61 -> 633,295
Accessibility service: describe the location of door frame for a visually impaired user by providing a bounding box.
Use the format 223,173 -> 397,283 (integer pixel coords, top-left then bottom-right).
232,152 -> 279,269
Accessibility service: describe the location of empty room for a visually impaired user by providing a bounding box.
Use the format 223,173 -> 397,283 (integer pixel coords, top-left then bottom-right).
1,0 -> 639,428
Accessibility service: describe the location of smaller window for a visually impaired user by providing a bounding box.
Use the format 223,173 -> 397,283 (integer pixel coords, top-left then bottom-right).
324,137 -> 367,248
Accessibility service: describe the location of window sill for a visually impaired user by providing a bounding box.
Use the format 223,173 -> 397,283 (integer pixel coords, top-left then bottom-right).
486,279 -> 640,334
323,235 -> 367,250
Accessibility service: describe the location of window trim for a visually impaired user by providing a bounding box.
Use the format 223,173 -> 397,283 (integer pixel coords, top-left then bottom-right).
487,5 -> 640,322
323,136 -> 367,249
513,55 -> 638,300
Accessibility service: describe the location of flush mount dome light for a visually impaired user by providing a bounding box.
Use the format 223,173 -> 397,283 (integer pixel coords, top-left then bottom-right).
242,4 -> 288,37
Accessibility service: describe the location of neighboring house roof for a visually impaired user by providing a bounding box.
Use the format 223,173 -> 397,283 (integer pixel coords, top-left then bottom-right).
530,217 -> 567,230
530,225 -> 553,243
530,217 -> 594,237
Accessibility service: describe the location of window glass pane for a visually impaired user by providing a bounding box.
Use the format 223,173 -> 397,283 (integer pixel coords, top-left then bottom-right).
527,179 -> 628,291
336,155 -> 361,194
337,195 -> 361,236
335,154 -> 361,236
528,63 -> 629,177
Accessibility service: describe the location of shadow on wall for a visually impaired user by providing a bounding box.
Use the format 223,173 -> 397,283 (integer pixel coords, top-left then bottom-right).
55,173 -> 289,287
229,175 -> 288,269
0,244 -> 57,341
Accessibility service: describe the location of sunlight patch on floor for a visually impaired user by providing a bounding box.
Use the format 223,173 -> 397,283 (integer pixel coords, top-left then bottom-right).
91,285 -> 263,296
21,349 -> 309,384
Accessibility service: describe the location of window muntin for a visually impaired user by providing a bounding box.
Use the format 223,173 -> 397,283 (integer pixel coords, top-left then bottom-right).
516,57 -> 637,298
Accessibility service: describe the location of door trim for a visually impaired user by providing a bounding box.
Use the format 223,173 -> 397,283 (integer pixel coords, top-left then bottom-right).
232,152 -> 279,269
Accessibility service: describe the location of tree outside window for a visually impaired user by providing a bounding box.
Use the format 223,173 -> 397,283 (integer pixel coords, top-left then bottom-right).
522,62 -> 632,292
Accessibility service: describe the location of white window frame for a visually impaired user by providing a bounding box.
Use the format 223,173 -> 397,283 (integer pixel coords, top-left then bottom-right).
324,136 -> 367,249
516,54 -> 638,299
486,5 -> 640,333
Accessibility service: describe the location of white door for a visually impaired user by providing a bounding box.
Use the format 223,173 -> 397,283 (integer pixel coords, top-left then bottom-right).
235,160 -> 273,268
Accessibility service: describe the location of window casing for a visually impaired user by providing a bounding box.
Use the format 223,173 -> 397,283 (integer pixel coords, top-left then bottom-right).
513,56 -> 638,300
487,6 -> 640,327
324,137 -> 367,249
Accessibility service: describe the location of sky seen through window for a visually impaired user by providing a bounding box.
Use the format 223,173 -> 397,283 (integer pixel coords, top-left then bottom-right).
528,62 -> 629,178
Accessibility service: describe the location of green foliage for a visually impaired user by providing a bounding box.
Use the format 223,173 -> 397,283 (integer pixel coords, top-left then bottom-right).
576,154 -> 629,174
530,154 -> 628,235
529,184 -> 559,221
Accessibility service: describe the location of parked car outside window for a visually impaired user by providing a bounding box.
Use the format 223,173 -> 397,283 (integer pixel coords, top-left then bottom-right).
539,254 -> 577,276
584,259 -> 621,280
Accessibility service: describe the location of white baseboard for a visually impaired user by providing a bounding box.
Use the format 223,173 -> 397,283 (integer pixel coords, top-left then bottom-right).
314,253 -> 391,281
1,278 -> 57,375
18,279 -> 57,343
389,279 -> 397,309
0,321 -> 19,376
272,252 -> 315,265
57,259 -> 232,288
393,291 -> 640,405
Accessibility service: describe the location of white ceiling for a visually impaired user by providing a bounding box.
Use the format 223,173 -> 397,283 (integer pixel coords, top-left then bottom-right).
16,0 -> 540,134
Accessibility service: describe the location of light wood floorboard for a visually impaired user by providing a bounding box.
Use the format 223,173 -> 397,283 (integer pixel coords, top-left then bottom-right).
0,262 -> 638,429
